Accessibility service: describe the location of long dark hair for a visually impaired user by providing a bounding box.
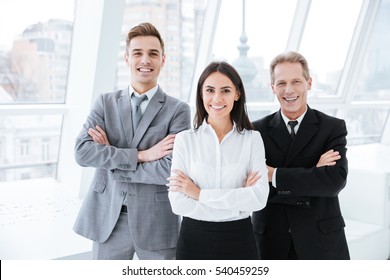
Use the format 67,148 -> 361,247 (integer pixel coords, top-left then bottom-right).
193,61 -> 253,131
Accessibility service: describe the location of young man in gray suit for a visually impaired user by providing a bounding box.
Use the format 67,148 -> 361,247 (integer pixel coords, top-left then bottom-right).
73,22 -> 191,260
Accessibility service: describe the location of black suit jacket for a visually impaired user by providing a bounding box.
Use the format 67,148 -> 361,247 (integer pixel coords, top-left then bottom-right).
252,106 -> 350,259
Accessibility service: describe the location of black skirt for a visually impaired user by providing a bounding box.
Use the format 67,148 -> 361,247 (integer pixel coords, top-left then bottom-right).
176,217 -> 258,260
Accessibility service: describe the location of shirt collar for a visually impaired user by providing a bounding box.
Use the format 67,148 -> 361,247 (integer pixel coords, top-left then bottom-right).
128,84 -> 158,101
280,106 -> 307,127
200,119 -> 237,134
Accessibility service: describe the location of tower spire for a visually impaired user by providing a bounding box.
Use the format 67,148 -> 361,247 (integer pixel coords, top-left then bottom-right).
237,0 -> 249,57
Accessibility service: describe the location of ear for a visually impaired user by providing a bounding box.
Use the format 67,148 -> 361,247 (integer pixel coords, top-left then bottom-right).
235,91 -> 240,101
161,53 -> 166,67
307,77 -> 312,90
124,53 -> 129,64
271,83 -> 277,94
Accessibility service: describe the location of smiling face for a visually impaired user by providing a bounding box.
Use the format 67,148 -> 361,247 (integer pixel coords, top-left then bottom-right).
124,36 -> 165,93
272,62 -> 312,120
202,71 -> 240,126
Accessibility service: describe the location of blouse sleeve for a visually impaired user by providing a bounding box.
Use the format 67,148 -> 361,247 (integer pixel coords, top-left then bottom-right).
199,131 -> 269,212
168,132 -> 241,220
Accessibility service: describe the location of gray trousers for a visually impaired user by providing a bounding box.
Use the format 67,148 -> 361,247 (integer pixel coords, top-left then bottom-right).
92,212 -> 176,260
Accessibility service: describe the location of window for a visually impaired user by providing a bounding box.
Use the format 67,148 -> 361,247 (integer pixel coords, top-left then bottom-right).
0,0 -> 74,182
299,0 -> 363,98
115,0 -> 207,102
0,115 -> 61,181
347,0 -> 390,145
353,1 -> 390,101
211,0 -> 296,104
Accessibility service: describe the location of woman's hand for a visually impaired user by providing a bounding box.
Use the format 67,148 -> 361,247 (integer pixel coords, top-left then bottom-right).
245,171 -> 261,187
167,169 -> 200,200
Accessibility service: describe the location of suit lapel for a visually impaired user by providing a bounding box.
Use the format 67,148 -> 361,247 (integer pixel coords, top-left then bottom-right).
131,88 -> 165,147
269,111 -> 292,154
285,107 -> 319,166
117,90 -> 134,147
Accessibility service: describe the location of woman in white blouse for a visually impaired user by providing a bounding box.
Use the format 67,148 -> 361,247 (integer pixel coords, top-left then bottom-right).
167,61 -> 269,260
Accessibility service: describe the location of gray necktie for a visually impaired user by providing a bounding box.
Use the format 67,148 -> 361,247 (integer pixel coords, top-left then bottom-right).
131,94 -> 148,131
288,120 -> 298,139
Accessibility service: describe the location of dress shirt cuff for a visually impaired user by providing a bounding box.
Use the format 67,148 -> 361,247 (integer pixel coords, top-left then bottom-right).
272,167 -> 277,188
198,189 -> 207,204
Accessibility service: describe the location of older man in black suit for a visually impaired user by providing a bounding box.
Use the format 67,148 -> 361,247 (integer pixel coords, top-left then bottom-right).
252,51 -> 350,260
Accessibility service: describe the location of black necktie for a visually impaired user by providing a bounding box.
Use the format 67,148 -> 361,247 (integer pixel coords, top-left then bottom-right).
131,94 -> 148,131
288,120 -> 298,139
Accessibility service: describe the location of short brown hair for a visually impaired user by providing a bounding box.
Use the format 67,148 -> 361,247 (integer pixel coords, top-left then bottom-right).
125,22 -> 165,55
270,51 -> 310,84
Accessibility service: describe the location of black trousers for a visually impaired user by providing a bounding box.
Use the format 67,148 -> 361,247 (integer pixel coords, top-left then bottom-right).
176,217 -> 258,260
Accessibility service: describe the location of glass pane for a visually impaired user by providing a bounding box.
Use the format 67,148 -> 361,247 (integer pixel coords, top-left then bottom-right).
0,115 -> 62,182
353,0 -> 390,101
345,108 -> 389,145
0,0 -> 75,104
247,109 -> 273,122
115,0 -> 207,102
212,0 -> 296,102
299,0 -> 362,97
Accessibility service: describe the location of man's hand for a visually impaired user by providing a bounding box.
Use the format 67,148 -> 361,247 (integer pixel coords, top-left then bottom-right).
138,134 -> 176,162
316,149 -> 341,167
267,165 -> 274,183
167,169 -> 200,200
88,126 -> 110,145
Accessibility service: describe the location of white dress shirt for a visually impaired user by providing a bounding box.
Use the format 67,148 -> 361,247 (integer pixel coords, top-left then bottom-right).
128,84 -> 158,114
168,121 -> 269,222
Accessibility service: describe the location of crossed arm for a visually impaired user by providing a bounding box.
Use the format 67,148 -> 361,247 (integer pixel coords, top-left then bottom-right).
89,125 -> 341,197
88,125 -> 175,163
168,149 -> 339,200
266,149 -> 341,182
166,170 -> 261,200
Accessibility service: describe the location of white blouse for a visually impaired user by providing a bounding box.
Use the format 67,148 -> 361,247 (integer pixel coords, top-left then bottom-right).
168,121 -> 269,222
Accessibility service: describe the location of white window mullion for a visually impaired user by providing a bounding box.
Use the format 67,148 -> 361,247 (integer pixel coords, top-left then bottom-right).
57,0 -> 125,197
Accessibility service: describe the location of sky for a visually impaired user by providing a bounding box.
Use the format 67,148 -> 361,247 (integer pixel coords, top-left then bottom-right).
0,0 -> 75,49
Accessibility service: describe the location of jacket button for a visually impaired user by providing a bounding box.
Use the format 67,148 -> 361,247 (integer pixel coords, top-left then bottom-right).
120,191 -> 126,197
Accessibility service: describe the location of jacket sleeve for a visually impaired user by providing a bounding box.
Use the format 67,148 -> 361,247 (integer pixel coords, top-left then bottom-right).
74,94 -> 138,171
74,95 -> 191,186
272,119 -> 348,201
112,102 -> 191,185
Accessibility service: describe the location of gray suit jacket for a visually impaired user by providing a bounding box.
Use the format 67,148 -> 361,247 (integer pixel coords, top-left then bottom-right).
73,87 -> 191,250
